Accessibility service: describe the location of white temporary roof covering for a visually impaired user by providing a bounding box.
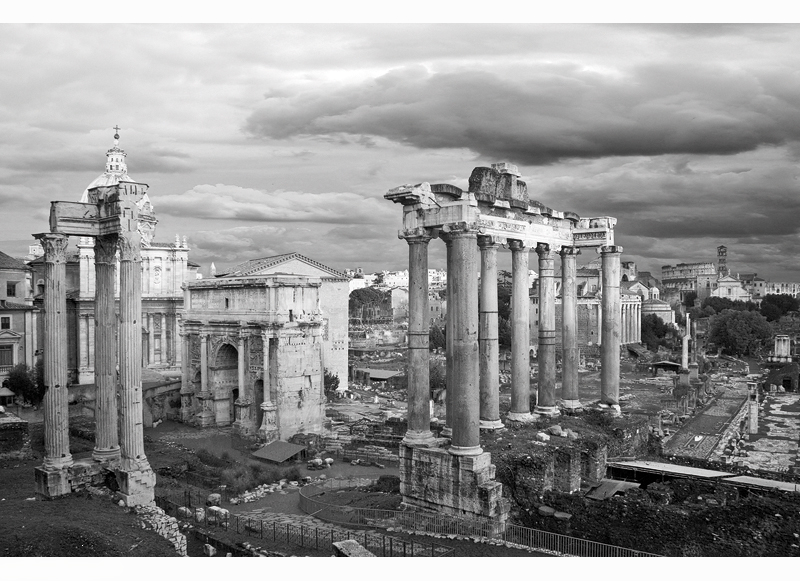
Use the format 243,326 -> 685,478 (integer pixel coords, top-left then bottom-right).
608,460 -> 735,479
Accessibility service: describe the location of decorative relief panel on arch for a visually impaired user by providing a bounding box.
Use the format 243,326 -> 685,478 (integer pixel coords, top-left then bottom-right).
189,334 -> 201,363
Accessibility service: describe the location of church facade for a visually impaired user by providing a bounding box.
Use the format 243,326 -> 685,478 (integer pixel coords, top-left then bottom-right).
30,131 -> 200,384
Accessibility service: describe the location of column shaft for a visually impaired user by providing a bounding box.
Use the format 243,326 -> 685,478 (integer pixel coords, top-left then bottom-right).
118,234 -> 149,466
600,245 -> 622,410
160,313 -> 167,364
404,232 -> 434,443
442,236 -> 454,436
262,331 -> 271,404
536,244 -> 558,414
37,233 -> 72,470
478,237 -> 502,430
93,235 -> 120,461
448,228 -> 481,455
560,247 -> 581,409
508,241 -> 532,421
148,313 -> 155,367
200,334 -> 209,392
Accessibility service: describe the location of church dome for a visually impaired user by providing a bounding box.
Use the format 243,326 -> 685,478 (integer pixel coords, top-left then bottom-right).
79,126 -> 136,203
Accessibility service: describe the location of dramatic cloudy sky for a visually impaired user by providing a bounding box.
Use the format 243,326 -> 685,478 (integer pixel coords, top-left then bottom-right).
3,22 -> 800,280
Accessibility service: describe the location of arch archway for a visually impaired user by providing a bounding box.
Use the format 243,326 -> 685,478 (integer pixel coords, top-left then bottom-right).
211,342 -> 238,426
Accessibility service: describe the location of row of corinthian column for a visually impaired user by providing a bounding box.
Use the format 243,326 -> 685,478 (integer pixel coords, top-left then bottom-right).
36,231 -> 151,476
402,225 -> 623,456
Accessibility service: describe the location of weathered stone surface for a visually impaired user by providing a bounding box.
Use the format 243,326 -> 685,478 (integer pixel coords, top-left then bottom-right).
538,506 -> 556,517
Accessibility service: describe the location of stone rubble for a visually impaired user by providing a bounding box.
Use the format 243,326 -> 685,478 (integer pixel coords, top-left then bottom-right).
134,505 -> 188,556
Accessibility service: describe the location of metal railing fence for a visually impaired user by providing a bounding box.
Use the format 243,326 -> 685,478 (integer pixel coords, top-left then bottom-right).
154,493 -> 452,557
299,476 -> 662,557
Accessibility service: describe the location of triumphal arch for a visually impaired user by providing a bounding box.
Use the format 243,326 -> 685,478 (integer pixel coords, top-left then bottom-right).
34,181 -> 155,506
385,163 -> 621,526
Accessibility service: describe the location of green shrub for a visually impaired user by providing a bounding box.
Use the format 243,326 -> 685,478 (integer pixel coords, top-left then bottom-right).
283,466 -> 301,482
195,448 -> 229,468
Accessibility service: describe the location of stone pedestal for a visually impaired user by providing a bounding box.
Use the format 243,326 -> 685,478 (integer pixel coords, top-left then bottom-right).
399,443 -> 509,534
114,465 -> 157,507
258,402 -> 279,443
34,467 -> 72,499
689,362 -> 699,382
233,399 -> 257,438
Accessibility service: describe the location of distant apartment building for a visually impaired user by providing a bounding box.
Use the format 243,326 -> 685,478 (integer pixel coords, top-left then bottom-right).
0,251 -> 37,383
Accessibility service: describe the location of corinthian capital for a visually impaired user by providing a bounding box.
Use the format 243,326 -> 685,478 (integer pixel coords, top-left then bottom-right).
117,233 -> 141,262
35,233 -> 69,264
95,234 -> 119,264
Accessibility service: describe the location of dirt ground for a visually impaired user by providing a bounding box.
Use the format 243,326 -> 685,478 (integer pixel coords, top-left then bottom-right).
0,425 -> 176,557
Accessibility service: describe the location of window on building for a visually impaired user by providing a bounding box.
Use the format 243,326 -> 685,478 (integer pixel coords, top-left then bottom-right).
0,317 -> 9,330
6,281 -> 16,297
0,345 -> 12,366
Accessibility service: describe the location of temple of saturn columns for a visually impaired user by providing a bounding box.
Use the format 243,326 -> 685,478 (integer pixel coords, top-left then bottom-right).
34,181 -> 155,506
385,163 -> 621,525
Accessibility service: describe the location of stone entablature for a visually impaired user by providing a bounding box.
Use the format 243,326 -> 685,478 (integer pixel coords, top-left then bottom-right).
181,274 -> 325,442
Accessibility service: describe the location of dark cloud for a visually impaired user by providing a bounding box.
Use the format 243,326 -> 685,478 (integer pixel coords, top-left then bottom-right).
245,61 -> 800,165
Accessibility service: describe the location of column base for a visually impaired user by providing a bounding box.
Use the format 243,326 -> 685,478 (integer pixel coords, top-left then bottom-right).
479,419 -> 505,431
34,466 -> 72,499
559,399 -> 583,411
43,454 -> 74,471
92,446 -> 121,463
402,430 -> 437,447
506,411 -> 535,423
439,426 -> 453,437
596,402 -> 622,416
534,405 -> 561,418
448,444 -> 483,457
114,462 -> 156,507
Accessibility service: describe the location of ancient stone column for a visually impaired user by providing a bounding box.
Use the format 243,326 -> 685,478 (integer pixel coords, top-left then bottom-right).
535,243 -> 559,416
37,233 -> 73,471
179,326 -> 193,423
404,229 -> 435,445
441,234 -> 454,437
200,333 -> 209,393
682,313 -> 690,370
478,235 -> 503,430
600,245 -> 623,413
448,226 -> 482,456
160,313 -> 167,364
507,239 -> 533,422
147,313 -> 155,367
259,329 -> 278,442
237,330 -> 246,401
116,231 -> 155,505
93,234 -> 120,462
560,246 -> 582,410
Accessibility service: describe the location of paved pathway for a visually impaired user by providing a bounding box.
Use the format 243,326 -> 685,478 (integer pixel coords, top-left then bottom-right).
662,379 -> 749,460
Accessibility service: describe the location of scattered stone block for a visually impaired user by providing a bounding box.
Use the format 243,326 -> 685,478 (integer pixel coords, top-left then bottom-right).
538,506 -> 556,517
546,425 -> 564,436
535,432 -> 551,442
204,543 -> 217,557
206,493 -> 221,506
554,511 -> 572,521
177,506 -> 192,518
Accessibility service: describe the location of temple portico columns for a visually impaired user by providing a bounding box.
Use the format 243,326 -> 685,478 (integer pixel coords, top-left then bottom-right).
447,226 -> 482,456
36,233 -> 73,471
93,234 -> 120,462
117,233 -> 151,471
161,313 -> 167,364
404,229 -> 435,445
535,243 -> 559,417
600,245 -> 623,413
507,239 -> 533,422
478,235 -> 503,430
560,246 -> 582,410
441,234 -> 454,438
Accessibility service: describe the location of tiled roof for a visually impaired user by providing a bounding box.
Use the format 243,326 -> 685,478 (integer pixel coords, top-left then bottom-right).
0,300 -> 34,311
0,250 -> 31,271
218,252 -> 347,280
